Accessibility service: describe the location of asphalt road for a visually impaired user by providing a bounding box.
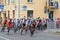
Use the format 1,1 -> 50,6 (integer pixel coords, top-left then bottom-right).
0,27 -> 60,40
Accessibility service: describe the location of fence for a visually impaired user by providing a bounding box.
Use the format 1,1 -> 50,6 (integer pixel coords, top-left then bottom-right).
47,20 -> 60,29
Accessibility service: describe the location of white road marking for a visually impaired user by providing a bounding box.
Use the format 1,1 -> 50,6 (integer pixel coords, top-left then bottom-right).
0,36 -> 10,40
0,33 -> 10,40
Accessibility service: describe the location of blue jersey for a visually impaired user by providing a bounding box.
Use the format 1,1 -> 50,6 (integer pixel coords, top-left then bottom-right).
15,20 -> 20,27
25,19 -> 30,25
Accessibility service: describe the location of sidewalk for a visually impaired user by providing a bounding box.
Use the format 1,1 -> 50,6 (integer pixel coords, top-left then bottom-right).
43,29 -> 60,33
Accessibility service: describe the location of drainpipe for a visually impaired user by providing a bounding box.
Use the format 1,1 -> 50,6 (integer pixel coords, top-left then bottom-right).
18,0 -> 20,19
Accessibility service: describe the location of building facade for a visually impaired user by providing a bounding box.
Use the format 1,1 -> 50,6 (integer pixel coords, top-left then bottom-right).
0,0 -> 16,20
0,0 -> 60,20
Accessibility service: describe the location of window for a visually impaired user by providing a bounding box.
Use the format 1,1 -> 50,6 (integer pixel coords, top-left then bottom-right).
0,5 -> 4,9
4,11 -> 6,17
11,0 -> 15,3
15,6 -> 17,10
48,0 -> 51,6
23,6 -> 27,10
27,0 -> 33,3
31,0 -> 33,2
28,0 -> 30,2
8,0 -> 10,5
13,10 -> 15,18
50,2 -> 53,6
44,6 -> 49,13
4,11 -> 7,19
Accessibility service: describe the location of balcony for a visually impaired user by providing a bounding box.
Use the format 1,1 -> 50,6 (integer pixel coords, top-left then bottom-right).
49,1 -> 55,9
49,6 -> 55,9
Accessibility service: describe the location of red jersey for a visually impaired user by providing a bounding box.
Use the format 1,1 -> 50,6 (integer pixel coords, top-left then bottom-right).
2,20 -> 7,24
38,19 -> 42,23
7,20 -> 13,27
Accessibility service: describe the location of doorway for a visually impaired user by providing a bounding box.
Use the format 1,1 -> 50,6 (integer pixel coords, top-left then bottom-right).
27,10 -> 33,18
49,11 -> 53,21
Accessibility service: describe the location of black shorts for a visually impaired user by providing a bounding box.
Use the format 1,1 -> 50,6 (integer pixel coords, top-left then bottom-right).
4,23 -> 6,26
23,23 -> 26,26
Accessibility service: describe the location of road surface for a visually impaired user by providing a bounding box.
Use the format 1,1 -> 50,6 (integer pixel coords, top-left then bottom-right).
0,27 -> 60,40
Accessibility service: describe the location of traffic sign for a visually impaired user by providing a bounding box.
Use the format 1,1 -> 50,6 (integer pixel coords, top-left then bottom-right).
54,1 -> 58,9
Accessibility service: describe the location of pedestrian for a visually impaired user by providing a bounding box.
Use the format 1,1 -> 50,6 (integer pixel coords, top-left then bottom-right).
25,17 -> 30,34
1,19 -> 7,32
12,18 -> 16,33
37,17 -> 42,30
14,19 -> 20,33
29,19 -> 35,37
20,19 -> 25,35
42,18 -> 46,30
7,19 -> 13,35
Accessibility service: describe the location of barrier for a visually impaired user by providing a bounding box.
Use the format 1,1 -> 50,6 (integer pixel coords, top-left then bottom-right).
47,21 -> 56,29
47,19 -> 60,29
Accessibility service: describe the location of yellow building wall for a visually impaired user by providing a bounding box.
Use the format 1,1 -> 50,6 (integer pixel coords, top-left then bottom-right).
2,0 -> 17,20
54,0 -> 60,19
1,0 -> 60,20
20,0 -> 46,19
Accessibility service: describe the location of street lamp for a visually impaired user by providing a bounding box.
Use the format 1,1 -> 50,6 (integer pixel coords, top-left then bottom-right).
18,0 -> 20,19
